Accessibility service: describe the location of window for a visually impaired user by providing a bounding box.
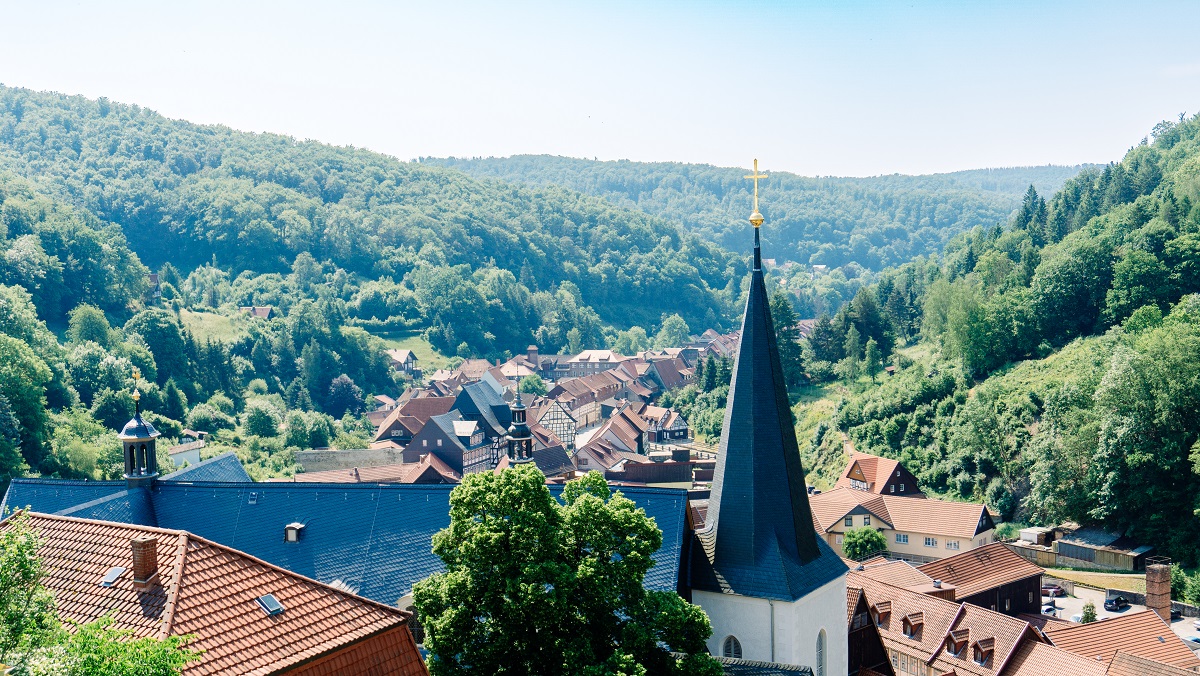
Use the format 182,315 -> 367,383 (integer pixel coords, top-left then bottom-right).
1028,592 -> 1034,603
579,457 -> 588,466
722,636 -> 742,659
437,439 -> 442,447
946,540 -> 960,550
255,593 -> 285,616
924,537 -> 937,547
899,484 -> 905,491
845,516 -> 854,527
422,440 -> 428,448
895,534 -> 908,544
816,629 -> 826,676
890,485 -> 895,493
1005,599 -> 1011,611
864,515 -> 871,526
836,535 -> 844,544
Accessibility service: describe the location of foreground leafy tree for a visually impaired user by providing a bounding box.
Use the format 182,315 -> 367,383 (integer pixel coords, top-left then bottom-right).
841,526 -> 888,561
517,374 -> 548,397
414,465 -> 721,676
0,512 -> 58,667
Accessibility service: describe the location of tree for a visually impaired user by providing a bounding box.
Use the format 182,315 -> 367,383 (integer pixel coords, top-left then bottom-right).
123,310 -> 187,385
654,313 -> 691,350
863,337 -> 882,382
34,616 -> 200,676
1080,600 -> 1097,624
770,291 -> 806,390
413,466 -> 722,676
326,374 -> 363,418
66,304 -> 111,347
243,400 -> 281,437
185,404 -> 235,433
702,354 -> 718,392
0,512 -> 58,667
163,379 -> 188,422
841,526 -> 887,561
518,374 -> 547,397
843,324 -> 861,362
611,326 -> 650,356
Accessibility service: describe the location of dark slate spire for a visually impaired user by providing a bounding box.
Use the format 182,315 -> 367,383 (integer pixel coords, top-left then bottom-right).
691,162 -> 845,601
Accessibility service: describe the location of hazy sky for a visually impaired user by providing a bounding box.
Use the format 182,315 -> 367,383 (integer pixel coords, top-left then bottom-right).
2,0 -> 1198,176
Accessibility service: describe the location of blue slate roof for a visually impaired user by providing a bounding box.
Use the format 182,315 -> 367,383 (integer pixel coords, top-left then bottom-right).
161,451 -> 252,483
692,227 -> 847,602
2,479 -> 126,516
2,478 -> 688,608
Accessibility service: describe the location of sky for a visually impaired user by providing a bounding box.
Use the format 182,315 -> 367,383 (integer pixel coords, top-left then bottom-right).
1,0 -> 1198,177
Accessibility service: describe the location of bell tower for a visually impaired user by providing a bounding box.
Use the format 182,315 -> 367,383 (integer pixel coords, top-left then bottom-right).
119,368 -> 161,488
506,394 -> 534,464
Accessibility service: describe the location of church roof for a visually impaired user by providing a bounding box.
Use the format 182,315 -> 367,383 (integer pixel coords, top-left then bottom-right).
118,413 -> 160,441
691,227 -> 846,602
161,451 -> 253,483
1,479 -> 689,608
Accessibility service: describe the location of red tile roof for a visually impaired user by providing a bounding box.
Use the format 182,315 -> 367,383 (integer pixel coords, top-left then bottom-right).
811,487 -> 992,540
1106,650 -> 1200,676
1043,610 -> 1200,670
917,543 -> 1044,599
1003,640 -> 1108,676
6,512 -> 424,675
293,454 -> 459,484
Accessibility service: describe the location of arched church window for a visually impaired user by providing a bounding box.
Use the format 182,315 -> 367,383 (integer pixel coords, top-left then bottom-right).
816,629 -> 827,676
722,635 -> 742,659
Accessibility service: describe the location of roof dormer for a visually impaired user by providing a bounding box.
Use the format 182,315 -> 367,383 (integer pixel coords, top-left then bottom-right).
971,637 -> 995,666
871,600 -> 892,624
946,628 -> 969,657
902,611 -> 923,638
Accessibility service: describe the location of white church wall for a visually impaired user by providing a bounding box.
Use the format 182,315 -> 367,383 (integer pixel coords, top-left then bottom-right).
695,574 -> 847,675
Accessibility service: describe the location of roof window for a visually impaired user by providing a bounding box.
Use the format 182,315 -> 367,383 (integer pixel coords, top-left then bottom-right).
255,593 -> 285,616
248,492 -> 258,505
99,566 -> 126,587
285,522 -> 305,543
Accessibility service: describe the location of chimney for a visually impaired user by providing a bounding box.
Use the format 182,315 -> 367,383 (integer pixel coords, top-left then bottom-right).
528,345 -> 538,363
1145,561 -> 1172,622
131,536 -> 158,589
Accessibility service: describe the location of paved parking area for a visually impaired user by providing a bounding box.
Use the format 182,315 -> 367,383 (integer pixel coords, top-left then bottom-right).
1042,586 -> 1200,650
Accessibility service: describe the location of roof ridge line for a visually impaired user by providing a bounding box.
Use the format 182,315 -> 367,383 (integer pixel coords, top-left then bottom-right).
157,531 -> 190,640
927,602 -> 967,666
13,509 -> 186,536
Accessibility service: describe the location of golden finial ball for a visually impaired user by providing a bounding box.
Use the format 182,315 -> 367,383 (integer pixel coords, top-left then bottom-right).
749,210 -> 764,227
132,388 -> 141,402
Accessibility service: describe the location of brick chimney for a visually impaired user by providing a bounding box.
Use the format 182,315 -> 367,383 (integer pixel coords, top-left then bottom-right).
131,536 -> 159,589
1145,562 -> 1172,622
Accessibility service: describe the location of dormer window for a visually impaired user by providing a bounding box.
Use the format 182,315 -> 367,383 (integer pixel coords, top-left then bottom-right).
901,612 -> 923,638
284,522 -> 305,542
972,638 -> 994,666
871,601 -> 891,624
946,629 -> 969,657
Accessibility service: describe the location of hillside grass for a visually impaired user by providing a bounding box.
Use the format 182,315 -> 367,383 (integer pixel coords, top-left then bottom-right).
1046,568 -> 1147,594
374,331 -> 452,371
179,309 -> 245,344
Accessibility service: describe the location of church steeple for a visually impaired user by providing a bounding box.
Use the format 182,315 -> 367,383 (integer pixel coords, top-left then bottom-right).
691,160 -> 844,601
506,394 -> 534,464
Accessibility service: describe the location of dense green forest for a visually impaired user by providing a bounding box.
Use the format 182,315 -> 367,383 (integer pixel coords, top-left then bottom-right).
766,113 -> 1200,564
428,155 -> 1089,271
0,86 -> 743,356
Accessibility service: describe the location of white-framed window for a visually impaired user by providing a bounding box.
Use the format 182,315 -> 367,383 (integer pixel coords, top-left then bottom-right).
816,629 -> 827,676
1005,599 -> 1011,611
899,484 -> 905,491
422,440 -> 428,448
391,429 -> 400,437
924,537 -> 937,547
864,515 -> 871,526
946,540 -> 960,550
895,534 -> 908,544
437,439 -> 442,447
836,535 -> 844,544
890,485 -> 895,493
722,636 -> 742,659
844,516 -> 854,527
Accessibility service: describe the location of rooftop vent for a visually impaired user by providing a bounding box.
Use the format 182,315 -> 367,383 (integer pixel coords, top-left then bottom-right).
99,566 -> 126,587
284,522 -> 305,543
933,579 -> 942,588
248,492 -> 258,505
255,593 -> 285,616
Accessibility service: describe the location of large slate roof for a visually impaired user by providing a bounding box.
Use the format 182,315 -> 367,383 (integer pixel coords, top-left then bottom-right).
692,227 -> 847,602
161,451 -> 253,483
2,478 -> 688,608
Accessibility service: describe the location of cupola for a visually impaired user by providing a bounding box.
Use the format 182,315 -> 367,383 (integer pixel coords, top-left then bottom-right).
118,368 -> 161,488
506,394 -> 533,464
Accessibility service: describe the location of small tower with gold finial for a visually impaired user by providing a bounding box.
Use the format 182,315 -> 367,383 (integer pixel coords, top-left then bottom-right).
118,367 -> 161,488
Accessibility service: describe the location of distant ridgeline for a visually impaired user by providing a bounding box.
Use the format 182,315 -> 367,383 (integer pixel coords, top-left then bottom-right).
427,154 -> 1091,270
0,85 -> 744,356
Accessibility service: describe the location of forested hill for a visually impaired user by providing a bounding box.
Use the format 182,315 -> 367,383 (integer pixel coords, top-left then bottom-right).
780,112 -> 1200,563
0,86 -> 742,353
427,155 -> 1091,270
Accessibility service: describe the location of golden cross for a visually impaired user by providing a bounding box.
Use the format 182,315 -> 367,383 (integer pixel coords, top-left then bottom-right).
744,159 -> 768,226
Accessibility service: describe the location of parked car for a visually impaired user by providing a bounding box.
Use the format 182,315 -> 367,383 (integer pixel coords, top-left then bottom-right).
1041,584 -> 1064,597
1184,636 -> 1200,646
1193,619 -> 1200,631
1103,596 -> 1129,612
1171,608 -> 1182,620
1070,613 -> 1083,623
1041,605 -> 1057,616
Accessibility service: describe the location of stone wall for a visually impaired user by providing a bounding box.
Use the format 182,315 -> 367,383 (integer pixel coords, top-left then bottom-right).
296,448 -> 407,473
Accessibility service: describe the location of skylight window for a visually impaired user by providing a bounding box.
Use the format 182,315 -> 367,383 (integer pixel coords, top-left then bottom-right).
255,593 -> 285,616
99,566 -> 126,587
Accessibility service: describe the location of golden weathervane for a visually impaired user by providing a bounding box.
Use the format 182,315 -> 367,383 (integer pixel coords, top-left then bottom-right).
744,159 -> 768,227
